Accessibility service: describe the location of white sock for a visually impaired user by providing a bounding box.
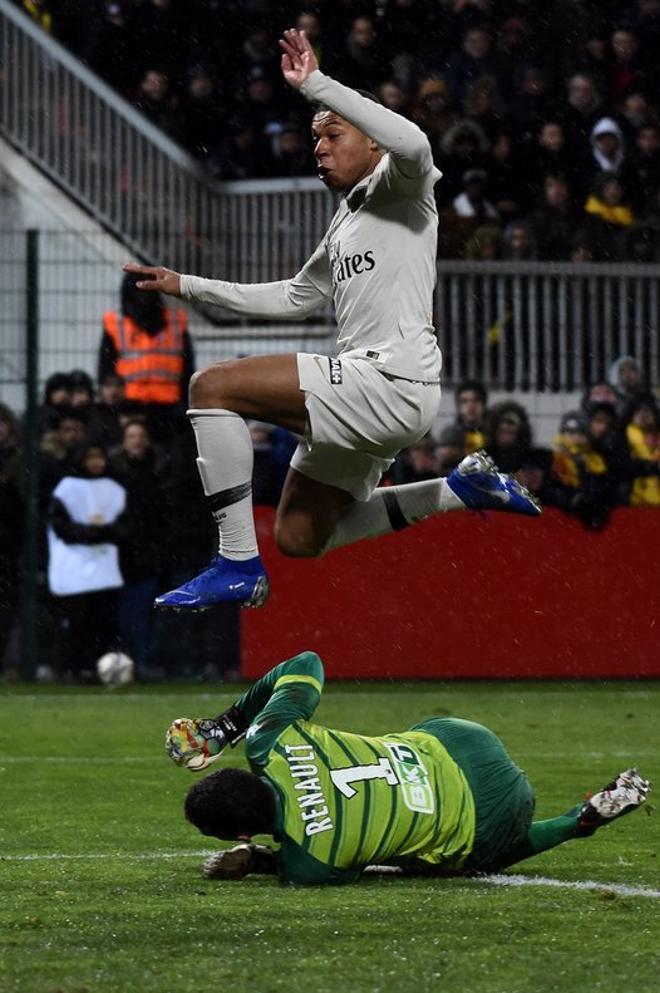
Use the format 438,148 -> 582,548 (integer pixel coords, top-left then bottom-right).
188,408 -> 258,561
325,477 -> 465,553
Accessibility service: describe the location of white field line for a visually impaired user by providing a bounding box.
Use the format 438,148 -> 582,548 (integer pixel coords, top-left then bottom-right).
2,852 -> 660,900
476,873 -> 660,900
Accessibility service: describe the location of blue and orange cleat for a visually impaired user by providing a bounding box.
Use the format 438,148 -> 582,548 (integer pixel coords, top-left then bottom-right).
155,554 -> 270,611
447,450 -> 542,517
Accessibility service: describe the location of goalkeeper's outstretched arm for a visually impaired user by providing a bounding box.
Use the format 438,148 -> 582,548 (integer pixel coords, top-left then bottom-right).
212,651 -> 325,767
165,652 -> 324,770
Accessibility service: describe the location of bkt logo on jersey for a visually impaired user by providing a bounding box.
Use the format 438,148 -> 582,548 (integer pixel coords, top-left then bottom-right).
385,742 -> 434,815
330,239 -> 375,284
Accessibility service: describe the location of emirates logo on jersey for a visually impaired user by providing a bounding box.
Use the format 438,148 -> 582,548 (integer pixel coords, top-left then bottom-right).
330,239 -> 376,285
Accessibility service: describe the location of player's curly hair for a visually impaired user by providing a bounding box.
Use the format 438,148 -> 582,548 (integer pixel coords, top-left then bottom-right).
184,768 -> 276,840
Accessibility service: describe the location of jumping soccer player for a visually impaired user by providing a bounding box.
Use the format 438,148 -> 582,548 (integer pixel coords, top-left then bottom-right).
166,652 -> 650,886
125,28 -> 540,613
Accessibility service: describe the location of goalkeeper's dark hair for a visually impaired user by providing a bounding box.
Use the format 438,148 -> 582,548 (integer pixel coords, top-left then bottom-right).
184,768 -> 276,839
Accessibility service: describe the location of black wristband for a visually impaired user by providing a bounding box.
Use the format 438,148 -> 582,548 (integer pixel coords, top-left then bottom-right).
211,704 -> 249,746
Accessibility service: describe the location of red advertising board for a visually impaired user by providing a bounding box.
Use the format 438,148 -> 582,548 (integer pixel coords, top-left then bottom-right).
242,507 -> 658,679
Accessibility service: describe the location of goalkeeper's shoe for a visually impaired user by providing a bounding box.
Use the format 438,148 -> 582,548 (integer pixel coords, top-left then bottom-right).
154,554 -> 269,611
447,451 -> 542,517
577,768 -> 651,835
202,843 -> 276,880
165,718 -> 226,771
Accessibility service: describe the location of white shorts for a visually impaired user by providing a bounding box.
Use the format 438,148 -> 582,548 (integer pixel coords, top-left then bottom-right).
291,352 -> 441,501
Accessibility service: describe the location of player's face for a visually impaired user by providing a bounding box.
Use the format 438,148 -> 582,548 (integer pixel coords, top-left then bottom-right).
312,112 -> 379,192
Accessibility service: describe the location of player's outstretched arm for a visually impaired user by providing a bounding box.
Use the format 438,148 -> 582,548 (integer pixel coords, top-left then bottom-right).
123,242 -> 331,319
280,28 -> 433,179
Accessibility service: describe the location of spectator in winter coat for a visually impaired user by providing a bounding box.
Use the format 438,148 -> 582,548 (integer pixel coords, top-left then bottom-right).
452,380 -> 487,454
562,73 -> 604,151
588,117 -> 628,186
88,374 -> 126,450
631,124 -> 660,215
39,408 -> 89,506
584,174 -> 635,260
109,420 -> 169,678
484,401 -> 533,474
34,372 -> 73,440
607,355 -> 645,415
623,394 -> 660,506
452,168 -> 499,221
530,174 -> 584,260
550,408 -> 619,529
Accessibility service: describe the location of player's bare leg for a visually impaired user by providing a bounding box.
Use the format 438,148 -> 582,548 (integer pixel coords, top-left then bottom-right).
274,469 -> 354,557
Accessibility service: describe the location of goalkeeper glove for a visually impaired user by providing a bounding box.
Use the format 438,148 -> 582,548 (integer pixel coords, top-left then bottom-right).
202,843 -> 277,880
165,705 -> 248,771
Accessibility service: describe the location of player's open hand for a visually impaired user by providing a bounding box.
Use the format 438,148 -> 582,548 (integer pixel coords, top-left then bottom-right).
279,28 -> 318,90
122,262 -> 182,298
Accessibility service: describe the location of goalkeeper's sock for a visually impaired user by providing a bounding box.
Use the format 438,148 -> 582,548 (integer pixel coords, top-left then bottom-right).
488,814 -> 580,871
189,408 -> 258,561
524,815 -> 581,854
324,478 -> 465,552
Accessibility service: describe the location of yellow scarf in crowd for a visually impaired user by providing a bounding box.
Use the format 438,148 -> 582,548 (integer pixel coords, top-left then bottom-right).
552,435 -> 607,489
585,196 -> 634,227
626,424 -> 660,506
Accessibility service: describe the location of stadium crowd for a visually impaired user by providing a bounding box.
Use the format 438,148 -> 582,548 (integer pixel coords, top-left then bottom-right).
18,0 -> 660,260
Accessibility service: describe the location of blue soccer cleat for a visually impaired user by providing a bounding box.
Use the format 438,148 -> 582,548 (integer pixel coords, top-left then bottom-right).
447,450 -> 542,517
155,554 -> 270,611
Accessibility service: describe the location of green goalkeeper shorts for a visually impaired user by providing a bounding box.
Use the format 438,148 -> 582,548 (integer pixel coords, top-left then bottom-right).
412,717 -> 535,871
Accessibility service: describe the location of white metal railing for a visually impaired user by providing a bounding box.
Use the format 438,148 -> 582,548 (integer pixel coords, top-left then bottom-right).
0,0 -> 334,279
436,261 -> 660,391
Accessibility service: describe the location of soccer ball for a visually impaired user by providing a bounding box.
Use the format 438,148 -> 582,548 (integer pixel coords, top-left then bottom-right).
96,651 -> 134,687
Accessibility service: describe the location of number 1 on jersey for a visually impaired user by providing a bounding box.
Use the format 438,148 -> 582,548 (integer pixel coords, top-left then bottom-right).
330,758 -> 399,798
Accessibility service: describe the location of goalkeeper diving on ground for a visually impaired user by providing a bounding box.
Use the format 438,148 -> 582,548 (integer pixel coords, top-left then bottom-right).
166,652 -> 650,885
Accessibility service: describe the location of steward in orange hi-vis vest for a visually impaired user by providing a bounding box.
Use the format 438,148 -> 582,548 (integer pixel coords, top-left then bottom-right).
102,309 -> 187,404
99,273 -> 194,406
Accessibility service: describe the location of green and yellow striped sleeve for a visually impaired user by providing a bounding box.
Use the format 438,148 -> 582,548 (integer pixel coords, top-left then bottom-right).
236,652 -> 325,769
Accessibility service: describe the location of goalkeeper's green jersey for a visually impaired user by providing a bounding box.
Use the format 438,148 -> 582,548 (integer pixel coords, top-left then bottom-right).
235,652 -> 476,885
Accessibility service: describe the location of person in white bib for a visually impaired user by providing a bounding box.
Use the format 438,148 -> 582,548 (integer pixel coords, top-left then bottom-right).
48,444 -> 126,681
124,28 -> 541,614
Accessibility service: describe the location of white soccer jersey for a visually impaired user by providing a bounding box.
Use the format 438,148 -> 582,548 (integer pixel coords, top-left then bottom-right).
180,70 -> 443,383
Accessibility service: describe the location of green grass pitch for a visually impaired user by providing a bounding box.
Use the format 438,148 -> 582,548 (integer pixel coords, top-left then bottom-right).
1,680 -> 659,993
